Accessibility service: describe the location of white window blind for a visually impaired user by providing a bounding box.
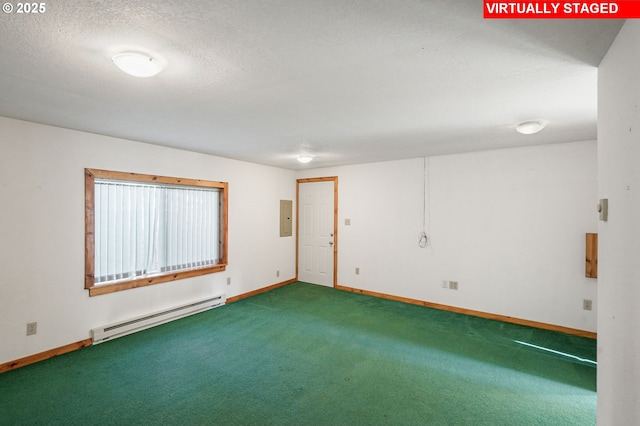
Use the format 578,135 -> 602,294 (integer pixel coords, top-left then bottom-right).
94,179 -> 220,284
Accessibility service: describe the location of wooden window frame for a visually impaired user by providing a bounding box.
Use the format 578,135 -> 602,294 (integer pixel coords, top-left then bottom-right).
85,168 -> 228,296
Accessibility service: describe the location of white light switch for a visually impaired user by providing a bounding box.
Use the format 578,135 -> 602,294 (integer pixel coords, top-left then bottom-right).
598,199 -> 608,221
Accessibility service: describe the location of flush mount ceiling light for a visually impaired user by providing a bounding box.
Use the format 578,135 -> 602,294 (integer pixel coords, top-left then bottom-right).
516,120 -> 546,135
112,52 -> 163,77
297,155 -> 315,164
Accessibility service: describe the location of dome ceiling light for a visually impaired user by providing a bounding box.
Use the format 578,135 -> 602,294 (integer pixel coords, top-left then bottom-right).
297,155 -> 315,164
112,52 -> 163,78
516,120 -> 546,135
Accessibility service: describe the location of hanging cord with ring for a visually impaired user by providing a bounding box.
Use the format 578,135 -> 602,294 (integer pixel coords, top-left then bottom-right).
418,231 -> 428,248
418,156 -> 430,248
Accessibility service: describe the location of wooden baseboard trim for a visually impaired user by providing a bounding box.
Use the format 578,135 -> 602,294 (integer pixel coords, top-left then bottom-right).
0,338 -> 93,374
336,284 -> 597,340
227,278 -> 297,304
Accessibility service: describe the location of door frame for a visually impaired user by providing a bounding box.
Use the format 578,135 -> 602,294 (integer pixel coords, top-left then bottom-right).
296,177 -> 338,288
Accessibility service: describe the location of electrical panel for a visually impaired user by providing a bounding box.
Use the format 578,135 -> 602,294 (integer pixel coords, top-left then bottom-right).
280,200 -> 292,237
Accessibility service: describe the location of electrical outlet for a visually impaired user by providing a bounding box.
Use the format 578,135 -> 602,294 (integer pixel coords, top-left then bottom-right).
26,322 -> 37,336
276,270 -> 280,278
226,277 -> 231,286
442,280 -> 449,289
449,281 -> 458,290
355,267 -> 360,275
583,299 -> 593,311
345,218 -> 351,226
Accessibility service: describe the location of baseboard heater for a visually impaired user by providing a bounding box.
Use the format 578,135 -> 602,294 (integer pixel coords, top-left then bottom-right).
90,294 -> 226,344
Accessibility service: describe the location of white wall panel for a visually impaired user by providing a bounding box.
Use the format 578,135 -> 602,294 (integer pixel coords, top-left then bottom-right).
597,20 -> 640,425
297,140 -> 597,332
0,117 -> 296,364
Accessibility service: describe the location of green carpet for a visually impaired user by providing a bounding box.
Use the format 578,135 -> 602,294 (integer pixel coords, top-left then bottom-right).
0,282 -> 596,425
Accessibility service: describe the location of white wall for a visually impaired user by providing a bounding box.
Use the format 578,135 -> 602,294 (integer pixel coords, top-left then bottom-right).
0,117 -> 296,364
597,20 -> 640,425
0,114 -> 600,366
298,140 -> 597,332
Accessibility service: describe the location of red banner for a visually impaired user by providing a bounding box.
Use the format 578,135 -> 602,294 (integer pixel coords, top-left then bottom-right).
484,1 -> 640,18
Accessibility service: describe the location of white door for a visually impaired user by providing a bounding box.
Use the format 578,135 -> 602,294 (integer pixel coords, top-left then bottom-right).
298,180 -> 335,287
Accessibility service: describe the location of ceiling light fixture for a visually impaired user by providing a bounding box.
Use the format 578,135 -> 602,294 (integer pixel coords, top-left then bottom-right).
112,52 -> 163,78
515,120 -> 546,135
297,155 -> 315,164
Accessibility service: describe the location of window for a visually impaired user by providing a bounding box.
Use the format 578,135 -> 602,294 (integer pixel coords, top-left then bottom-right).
85,169 -> 228,296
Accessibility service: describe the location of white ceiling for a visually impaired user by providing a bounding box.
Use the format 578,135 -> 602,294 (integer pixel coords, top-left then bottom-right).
0,1 -> 623,170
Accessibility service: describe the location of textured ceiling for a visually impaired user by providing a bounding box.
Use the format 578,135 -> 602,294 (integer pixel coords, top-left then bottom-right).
0,1 -> 623,169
